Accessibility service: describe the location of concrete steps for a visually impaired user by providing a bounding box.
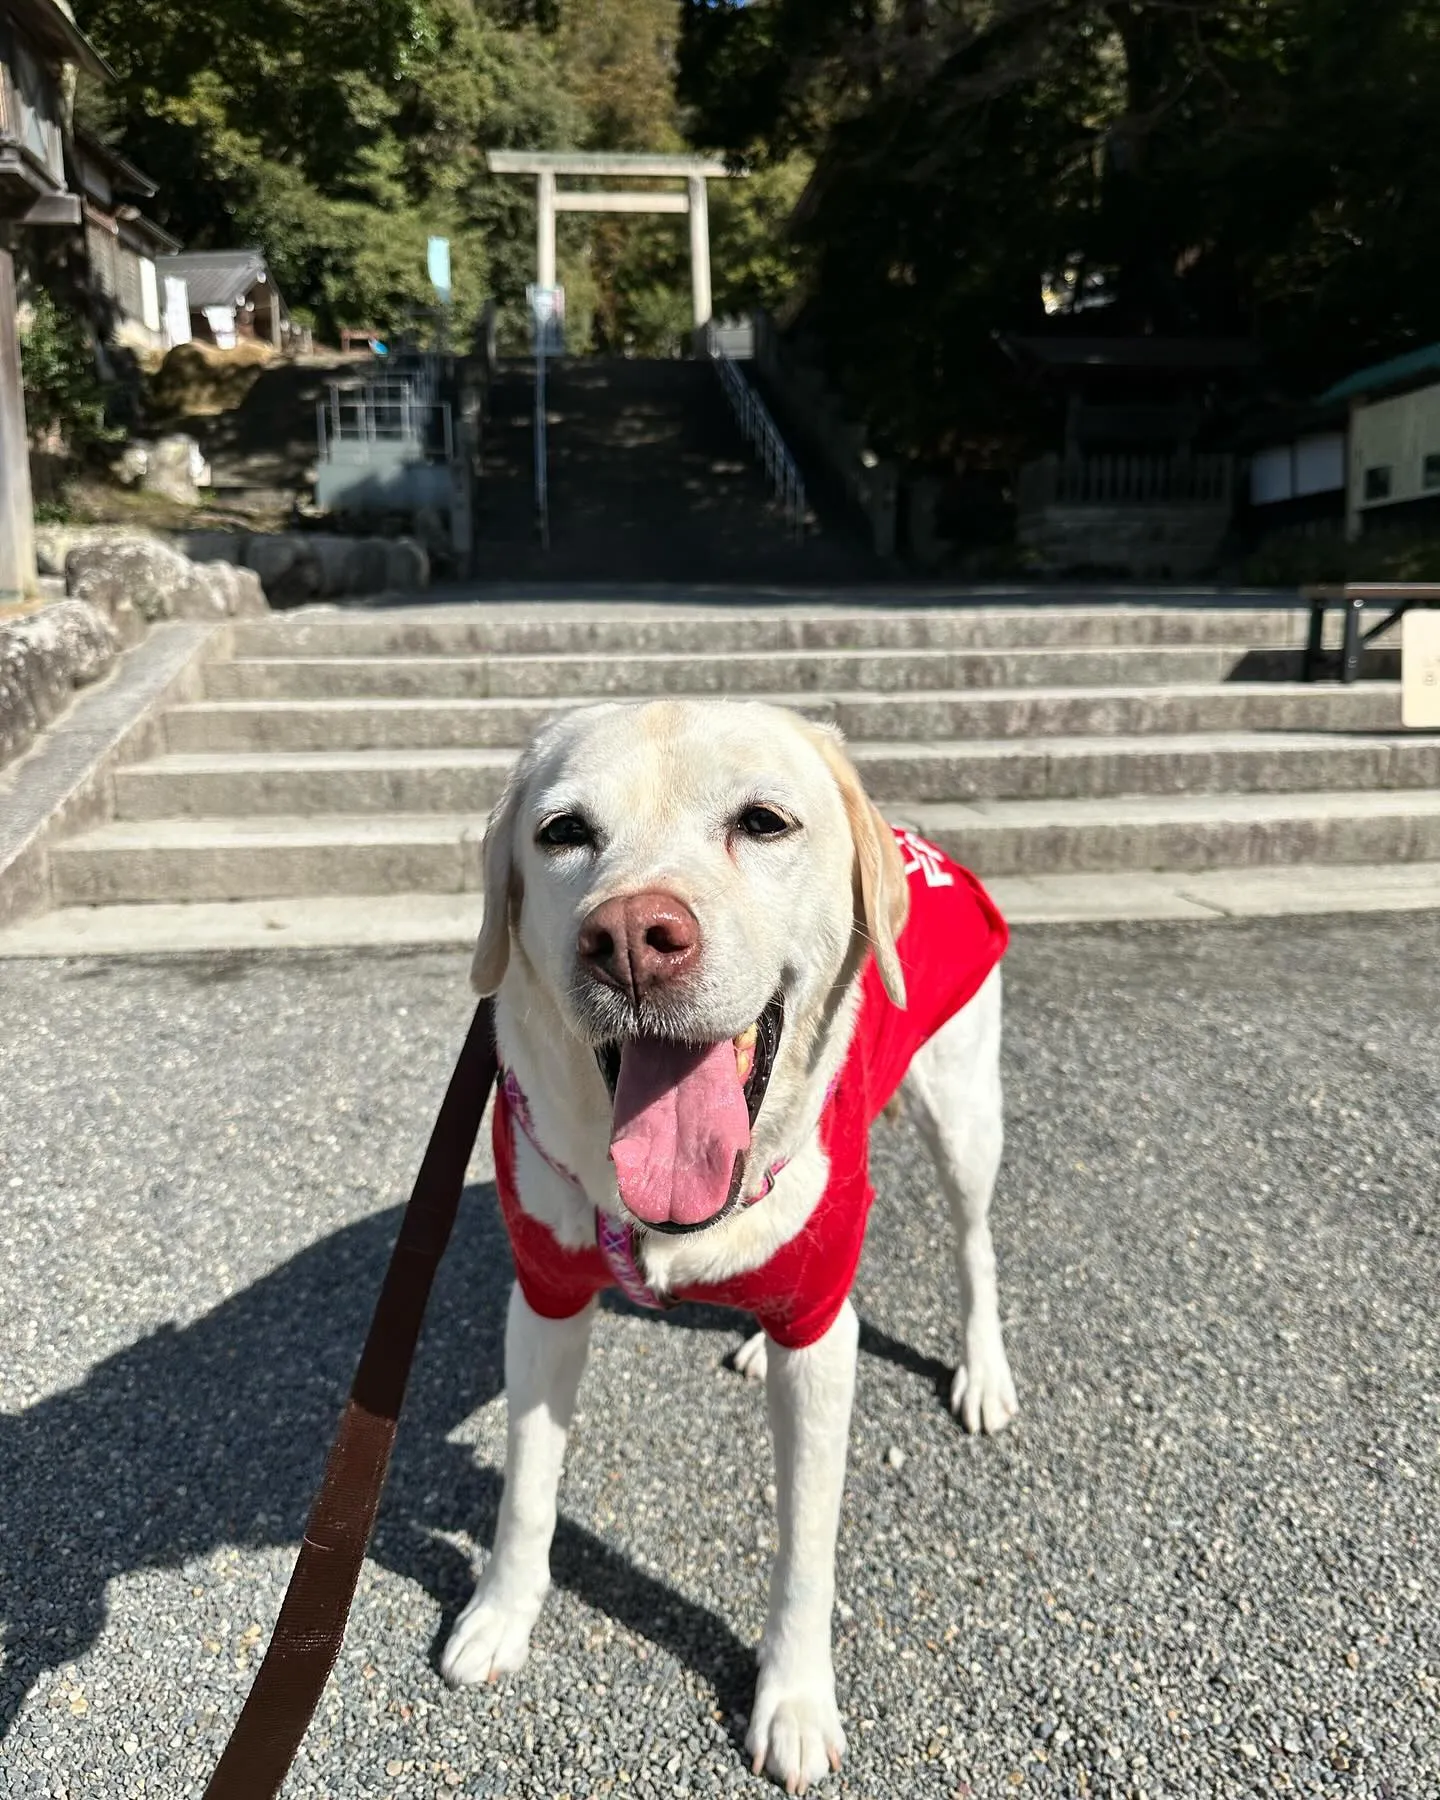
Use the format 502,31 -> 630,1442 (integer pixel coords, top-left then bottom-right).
204,643 -> 1332,701
163,682 -> 1403,753
907,790 -> 1440,877
50,815 -> 479,905
110,731 -> 1440,820
226,605 -> 1318,657
20,596 -> 1440,927
51,788 -> 1440,904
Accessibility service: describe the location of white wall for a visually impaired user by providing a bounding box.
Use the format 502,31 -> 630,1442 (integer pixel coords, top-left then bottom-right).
1249,432 -> 1345,507
1351,384 -> 1440,512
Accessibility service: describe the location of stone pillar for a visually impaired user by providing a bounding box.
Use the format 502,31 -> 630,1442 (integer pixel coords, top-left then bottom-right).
687,175 -> 712,348
537,171 -> 557,290
0,247 -> 37,603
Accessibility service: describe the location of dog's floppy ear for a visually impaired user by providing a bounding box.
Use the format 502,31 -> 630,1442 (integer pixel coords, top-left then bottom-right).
804,722 -> 909,1008
470,772 -> 524,996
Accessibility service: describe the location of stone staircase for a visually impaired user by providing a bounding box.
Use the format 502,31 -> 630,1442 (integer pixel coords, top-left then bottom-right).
31,598 -> 1438,926
475,361 -> 879,583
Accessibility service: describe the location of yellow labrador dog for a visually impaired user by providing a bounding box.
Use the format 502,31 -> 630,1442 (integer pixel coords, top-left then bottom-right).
442,699 -> 1016,1791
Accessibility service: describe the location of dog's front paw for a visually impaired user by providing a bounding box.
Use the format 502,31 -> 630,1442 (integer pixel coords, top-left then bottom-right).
746,1671 -> 845,1794
732,1329 -> 769,1384
950,1327 -> 1018,1434
440,1583 -> 546,1687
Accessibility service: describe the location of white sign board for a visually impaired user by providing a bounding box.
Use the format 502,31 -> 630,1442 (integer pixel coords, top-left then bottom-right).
1402,606 -> 1440,727
526,284 -> 565,352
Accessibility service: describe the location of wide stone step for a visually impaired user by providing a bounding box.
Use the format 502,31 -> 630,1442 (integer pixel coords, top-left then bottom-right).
117,749 -> 514,818
165,683 -> 1404,753
50,815 -> 482,905
113,732 -> 1440,819
904,790 -> 1440,877
202,643 -> 1329,702
51,790 -> 1440,902
227,602 -> 1317,658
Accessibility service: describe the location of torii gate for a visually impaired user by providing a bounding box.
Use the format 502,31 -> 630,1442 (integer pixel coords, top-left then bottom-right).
486,151 -> 734,345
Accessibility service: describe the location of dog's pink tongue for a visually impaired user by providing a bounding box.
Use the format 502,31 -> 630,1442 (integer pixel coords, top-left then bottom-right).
609,1038 -> 751,1227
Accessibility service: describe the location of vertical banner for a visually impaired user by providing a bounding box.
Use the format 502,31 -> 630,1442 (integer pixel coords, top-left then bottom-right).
427,237 -> 452,306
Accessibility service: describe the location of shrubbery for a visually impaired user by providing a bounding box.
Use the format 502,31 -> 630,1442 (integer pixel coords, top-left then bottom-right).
18,289 -> 120,458
1241,532 -> 1440,588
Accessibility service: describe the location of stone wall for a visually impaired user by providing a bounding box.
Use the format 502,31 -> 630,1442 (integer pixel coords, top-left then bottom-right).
34,526 -> 430,607
0,602 -> 119,774
1019,503 -> 1233,579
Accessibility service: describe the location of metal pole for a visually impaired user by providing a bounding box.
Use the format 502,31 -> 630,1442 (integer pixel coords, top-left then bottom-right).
534,327 -> 549,550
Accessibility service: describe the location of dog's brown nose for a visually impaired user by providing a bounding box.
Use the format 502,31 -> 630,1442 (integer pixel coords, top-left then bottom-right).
578,891 -> 700,1001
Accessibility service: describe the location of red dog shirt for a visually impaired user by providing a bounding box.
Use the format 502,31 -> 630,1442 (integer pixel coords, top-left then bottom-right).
495,828 -> 1008,1349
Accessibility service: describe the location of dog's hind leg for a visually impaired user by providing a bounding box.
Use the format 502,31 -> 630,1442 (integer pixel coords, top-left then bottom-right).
441,1285 -> 594,1685
900,967 -> 1018,1435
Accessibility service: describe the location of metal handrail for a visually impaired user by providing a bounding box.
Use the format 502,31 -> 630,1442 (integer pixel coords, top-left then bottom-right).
708,332 -> 807,539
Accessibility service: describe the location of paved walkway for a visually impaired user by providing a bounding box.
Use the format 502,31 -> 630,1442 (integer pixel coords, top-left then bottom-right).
1,919 -> 1437,1797
4,863 -> 1440,955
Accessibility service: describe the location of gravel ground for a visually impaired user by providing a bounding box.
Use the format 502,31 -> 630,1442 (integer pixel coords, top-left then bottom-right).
1,918 -> 1437,1800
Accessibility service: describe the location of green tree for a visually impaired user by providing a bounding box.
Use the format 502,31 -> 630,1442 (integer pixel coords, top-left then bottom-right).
679,0 -> 1440,457
72,0 -> 572,339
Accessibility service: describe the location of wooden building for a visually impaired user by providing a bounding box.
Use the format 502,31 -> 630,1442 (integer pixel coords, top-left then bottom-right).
161,248 -> 292,352
1001,334 -> 1261,577
74,129 -> 187,355
0,0 -> 110,600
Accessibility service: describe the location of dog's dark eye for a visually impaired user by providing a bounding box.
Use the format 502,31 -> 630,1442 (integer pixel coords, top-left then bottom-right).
737,805 -> 794,839
536,813 -> 594,850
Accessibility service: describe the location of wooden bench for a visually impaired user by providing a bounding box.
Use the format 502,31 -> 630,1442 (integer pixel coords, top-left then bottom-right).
1300,582 -> 1440,682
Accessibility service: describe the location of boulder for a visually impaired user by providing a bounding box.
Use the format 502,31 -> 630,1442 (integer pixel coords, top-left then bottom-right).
386,537 -> 430,591
67,538 -> 208,637
201,560 -> 269,618
305,534 -> 361,598
0,601 -> 120,772
34,524 -> 157,578
241,535 -> 320,608
65,535 -> 271,634
347,538 -> 392,595
34,525 -> 84,579
139,433 -> 210,505
114,440 -> 152,487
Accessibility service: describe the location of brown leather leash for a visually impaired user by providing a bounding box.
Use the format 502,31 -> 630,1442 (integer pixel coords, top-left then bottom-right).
204,998 -> 498,1799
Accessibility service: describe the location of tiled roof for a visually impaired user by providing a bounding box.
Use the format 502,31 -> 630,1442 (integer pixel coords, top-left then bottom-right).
159,249 -> 270,307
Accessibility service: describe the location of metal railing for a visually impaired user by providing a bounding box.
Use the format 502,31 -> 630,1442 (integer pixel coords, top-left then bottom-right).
708,331 -> 807,539
317,372 -> 454,466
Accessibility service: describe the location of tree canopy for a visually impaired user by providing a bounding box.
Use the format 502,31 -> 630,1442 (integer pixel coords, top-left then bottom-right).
71,0 -> 805,351
679,0 -> 1440,457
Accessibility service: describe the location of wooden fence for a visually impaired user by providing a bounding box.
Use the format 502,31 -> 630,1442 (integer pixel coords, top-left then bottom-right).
1018,451 -> 1235,511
